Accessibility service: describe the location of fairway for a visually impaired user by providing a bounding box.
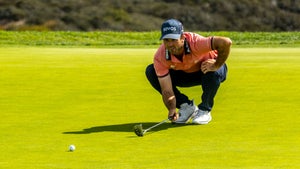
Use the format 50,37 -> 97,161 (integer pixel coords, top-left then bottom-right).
0,47 -> 299,169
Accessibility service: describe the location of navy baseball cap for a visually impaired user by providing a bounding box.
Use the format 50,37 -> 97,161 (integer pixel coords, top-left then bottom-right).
160,19 -> 184,40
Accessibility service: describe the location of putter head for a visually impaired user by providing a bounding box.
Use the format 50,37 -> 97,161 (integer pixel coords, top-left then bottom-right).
133,124 -> 144,137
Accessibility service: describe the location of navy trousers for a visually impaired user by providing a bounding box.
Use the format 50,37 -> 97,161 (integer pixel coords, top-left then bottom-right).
145,64 -> 227,111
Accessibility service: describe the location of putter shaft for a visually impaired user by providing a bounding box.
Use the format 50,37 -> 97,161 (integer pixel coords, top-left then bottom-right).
143,119 -> 168,133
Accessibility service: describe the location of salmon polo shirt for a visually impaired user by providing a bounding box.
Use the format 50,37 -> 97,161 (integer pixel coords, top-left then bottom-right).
154,32 -> 218,77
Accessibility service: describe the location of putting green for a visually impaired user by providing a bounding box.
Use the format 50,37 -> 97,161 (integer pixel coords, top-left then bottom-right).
0,47 -> 299,169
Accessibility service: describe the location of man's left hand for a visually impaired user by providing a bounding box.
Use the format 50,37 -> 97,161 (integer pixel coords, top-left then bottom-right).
201,59 -> 218,74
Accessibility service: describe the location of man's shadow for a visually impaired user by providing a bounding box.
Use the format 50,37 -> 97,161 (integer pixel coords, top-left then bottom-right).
63,122 -> 189,135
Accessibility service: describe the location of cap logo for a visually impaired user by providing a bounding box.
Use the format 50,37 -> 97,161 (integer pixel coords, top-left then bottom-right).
163,26 -> 177,32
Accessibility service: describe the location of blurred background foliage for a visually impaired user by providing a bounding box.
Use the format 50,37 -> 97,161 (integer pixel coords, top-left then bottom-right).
0,0 -> 299,31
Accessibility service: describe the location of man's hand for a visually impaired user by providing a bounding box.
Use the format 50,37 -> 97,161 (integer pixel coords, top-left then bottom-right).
168,109 -> 179,122
201,59 -> 218,74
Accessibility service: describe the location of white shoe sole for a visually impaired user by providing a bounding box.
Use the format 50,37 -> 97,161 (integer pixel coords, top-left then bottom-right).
192,114 -> 212,125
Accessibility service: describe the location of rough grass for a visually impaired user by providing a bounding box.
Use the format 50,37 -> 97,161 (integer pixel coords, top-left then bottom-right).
0,47 -> 299,169
0,31 -> 300,47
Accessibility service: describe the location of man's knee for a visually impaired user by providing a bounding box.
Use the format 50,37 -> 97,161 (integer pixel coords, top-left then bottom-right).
204,65 -> 227,84
145,64 -> 155,80
201,71 -> 226,93
145,64 -> 161,92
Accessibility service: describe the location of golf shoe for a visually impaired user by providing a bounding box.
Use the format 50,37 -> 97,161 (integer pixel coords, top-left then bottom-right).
192,109 -> 212,124
174,101 -> 198,124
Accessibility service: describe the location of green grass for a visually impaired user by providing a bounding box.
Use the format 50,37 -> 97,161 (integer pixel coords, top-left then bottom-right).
0,31 -> 300,47
0,47 -> 299,168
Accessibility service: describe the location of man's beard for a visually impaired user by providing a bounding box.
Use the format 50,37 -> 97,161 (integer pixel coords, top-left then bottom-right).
168,46 -> 183,56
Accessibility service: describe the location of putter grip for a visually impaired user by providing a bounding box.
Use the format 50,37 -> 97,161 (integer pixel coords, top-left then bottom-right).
168,113 -> 176,120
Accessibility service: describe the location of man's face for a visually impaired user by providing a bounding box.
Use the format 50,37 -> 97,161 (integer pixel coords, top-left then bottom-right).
163,37 -> 184,56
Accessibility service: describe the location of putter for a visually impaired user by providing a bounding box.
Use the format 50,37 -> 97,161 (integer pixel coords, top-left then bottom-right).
133,118 -> 169,137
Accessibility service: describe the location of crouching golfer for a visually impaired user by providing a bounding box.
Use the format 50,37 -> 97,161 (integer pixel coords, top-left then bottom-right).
146,19 -> 232,124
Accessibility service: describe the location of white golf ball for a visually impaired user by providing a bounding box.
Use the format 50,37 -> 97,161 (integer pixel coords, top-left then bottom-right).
69,145 -> 76,151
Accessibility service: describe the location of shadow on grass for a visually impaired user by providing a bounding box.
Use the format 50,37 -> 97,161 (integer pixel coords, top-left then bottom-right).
63,122 -> 190,135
